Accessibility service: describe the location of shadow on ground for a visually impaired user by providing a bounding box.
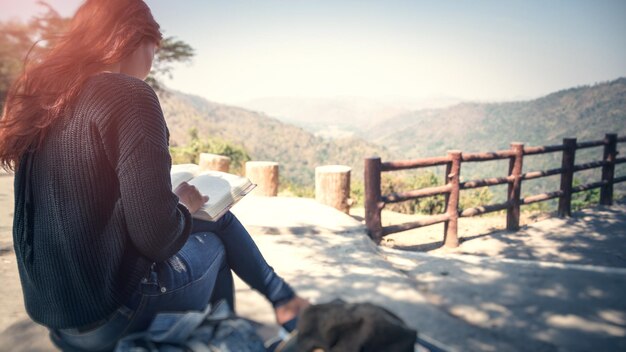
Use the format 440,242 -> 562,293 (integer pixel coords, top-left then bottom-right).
382,245 -> 626,352
2,198 -> 626,352
389,202 -> 626,268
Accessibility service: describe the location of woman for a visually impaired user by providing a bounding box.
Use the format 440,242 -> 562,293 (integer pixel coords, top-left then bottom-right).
0,0 -> 308,350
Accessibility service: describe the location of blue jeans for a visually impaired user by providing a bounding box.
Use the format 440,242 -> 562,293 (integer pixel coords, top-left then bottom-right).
50,211 -> 295,351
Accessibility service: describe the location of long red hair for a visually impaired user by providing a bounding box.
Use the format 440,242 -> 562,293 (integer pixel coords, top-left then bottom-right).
0,0 -> 162,171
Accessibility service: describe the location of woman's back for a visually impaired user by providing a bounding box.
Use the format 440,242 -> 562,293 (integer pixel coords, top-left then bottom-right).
14,73 -> 192,329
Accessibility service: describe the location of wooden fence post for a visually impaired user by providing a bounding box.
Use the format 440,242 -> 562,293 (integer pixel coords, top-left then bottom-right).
199,153 -> 231,172
364,157 -> 383,243
507,143 -> 524,230
246,161 -> 279,196
600,133 -> 618,205
444,151 -> 462,248
558,138 -> 577,217
315,165 -> 352,214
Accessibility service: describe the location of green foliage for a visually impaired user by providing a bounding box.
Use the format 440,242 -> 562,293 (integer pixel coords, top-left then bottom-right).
279,179 -> 315,198
365,78 -> 626,201
145,36 -> 194,92
169,128 -> 251,174
522,200 -> 551,213
571,177 -> 601,210
0,22 -> 24,107
350,180 -> 365,207
459,186 -> 494,212
351,171 -> 495,216
380,172 -> 447,215
158,90 -> 393,188
0,3 -> 70,111
0,14 -> 56,109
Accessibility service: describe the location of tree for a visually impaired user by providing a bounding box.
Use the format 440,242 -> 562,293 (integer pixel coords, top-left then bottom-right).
146,36 -> 194,92
0,19 -> 42,107
1,4 -> 73,109
0,1 -> 194,110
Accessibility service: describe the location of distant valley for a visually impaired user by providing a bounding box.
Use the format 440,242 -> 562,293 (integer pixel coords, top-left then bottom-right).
364,78 -> 626,159
364,78 -> 626,198
158,91 -> 394,187
159,78 -> 626,198
238,95 -> 461,139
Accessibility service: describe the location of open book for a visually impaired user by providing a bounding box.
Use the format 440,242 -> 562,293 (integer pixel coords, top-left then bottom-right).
171,164 -> 256,221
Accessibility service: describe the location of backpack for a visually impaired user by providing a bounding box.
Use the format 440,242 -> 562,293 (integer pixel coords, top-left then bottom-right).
293,299 -> 417,352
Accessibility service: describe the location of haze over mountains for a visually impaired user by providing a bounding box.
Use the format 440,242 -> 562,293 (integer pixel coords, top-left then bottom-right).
158,92 -> 393,186
239,96 -> 462,139
365,78 -> 626,158
159,78 -> 626,193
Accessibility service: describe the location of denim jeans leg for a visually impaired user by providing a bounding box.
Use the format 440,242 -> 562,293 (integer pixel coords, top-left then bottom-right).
209,261 -> 235,309
51,232 -> 227,351
191,211 -> 296,307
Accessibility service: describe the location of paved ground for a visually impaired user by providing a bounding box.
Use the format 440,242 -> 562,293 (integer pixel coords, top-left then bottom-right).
229,197 -> 626,352
1,173 -> 625,351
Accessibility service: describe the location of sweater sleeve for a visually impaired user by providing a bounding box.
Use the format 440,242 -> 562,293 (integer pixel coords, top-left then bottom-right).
97,76 -> 192,262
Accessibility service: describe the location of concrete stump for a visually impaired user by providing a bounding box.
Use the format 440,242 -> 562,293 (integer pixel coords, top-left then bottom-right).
246,161 -> 279,196
199,153 -> 231,172
315,165 -> 352,213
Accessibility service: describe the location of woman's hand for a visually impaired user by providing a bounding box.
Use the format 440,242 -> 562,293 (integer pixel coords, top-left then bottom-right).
174,182 -> 209,214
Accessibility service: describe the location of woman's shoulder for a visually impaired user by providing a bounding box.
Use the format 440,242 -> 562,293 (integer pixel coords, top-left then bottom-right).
85,72 -> 156,97
78,73 -> 159,114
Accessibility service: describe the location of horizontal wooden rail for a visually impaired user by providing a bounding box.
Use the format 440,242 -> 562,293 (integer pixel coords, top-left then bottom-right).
576,139 -> 605,149
382,213 -> 450,236
460,201 -> 510,217
460,176 -> 513,189
521,167 -> 562,181
462,150 -> 516,162
571,180 -> 607,193
364,133 -> 624,248
523,144 -> 565,155
521,190 -> 563,205
381,156 -> 451,172
573,160 -> 607,172
382,184 -> 451,203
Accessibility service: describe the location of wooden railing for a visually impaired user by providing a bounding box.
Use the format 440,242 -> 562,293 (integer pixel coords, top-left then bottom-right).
364,133 -> 626,246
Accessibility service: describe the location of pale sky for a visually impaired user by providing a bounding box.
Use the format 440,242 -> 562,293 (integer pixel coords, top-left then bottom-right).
1,0 -> 625,104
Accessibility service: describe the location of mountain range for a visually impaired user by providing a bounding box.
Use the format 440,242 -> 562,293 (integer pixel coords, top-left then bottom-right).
239,95 -> 461,139
363,78 -> 626,198
363,78 -> 626,159
158,91 -> 393,186
159,78 -> 626,197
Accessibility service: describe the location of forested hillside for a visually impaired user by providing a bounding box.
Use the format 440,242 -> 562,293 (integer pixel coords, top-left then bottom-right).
158,91 -> 393,186
364,78 -> 626,199
159,78 -> 625,202
238,96 -> 461,138
365,78 -> 626,158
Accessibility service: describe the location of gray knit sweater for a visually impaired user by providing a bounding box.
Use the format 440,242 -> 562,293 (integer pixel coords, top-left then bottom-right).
12,73 -> 192,328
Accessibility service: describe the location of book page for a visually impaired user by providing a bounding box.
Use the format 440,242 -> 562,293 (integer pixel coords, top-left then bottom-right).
170,165 -> 254,221
188,171 -> 254,221
188,174 -> 235,208
170,164 -> 200,189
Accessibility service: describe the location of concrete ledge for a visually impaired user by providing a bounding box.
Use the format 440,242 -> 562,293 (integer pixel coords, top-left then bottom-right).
231,196 -> 366,234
